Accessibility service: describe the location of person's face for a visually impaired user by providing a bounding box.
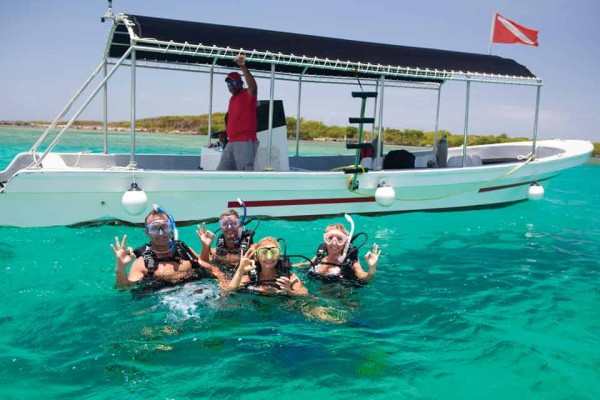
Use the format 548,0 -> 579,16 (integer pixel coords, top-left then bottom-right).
226,79 -> 243,95
255,246 -> 281,268
219,215 -> 240,240
323,229 -> 348,253
145,215 -> 172,246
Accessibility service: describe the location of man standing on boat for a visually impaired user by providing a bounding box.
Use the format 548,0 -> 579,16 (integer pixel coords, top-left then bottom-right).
217,55 -> 259,171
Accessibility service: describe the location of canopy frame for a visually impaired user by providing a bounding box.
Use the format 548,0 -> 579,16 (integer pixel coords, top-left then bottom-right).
28,11 -> 544,168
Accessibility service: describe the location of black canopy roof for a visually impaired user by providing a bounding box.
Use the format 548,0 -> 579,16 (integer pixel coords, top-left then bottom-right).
107,14 -> 537,83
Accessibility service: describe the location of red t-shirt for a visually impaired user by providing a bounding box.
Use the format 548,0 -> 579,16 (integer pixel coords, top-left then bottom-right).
227,88 -> 258,142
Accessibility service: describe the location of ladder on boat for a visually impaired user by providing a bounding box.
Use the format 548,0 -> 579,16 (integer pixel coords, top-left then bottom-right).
345,91 -> 377,190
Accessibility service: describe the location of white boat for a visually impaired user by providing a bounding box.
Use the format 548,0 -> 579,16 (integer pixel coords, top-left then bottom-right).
0,8 -> 592,228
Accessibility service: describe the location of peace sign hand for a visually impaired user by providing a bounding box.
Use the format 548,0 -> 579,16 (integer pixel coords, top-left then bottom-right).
111,235 -> 135,268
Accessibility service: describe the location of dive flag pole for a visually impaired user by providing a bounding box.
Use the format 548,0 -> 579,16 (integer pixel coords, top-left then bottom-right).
488,12 -> 497,55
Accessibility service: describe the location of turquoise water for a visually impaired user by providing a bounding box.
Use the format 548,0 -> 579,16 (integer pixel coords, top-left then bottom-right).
1,127 -> 599,399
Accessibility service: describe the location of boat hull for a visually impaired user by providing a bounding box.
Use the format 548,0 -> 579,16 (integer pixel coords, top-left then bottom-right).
0,140 -> 592,227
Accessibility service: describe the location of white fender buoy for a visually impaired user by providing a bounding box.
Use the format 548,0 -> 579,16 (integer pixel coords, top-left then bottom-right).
122,182 -> 148,215
528,182 -> 544,201
375,179 -> 395,207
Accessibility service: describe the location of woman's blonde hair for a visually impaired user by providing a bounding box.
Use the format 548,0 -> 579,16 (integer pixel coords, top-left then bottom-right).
324,223 -> 348,235
255,236 -> 280,250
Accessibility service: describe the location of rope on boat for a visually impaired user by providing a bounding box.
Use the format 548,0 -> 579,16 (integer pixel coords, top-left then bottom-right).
347,153 -> 536,201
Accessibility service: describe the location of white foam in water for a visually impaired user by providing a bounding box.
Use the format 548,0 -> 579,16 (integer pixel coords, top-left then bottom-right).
158,282 -> 221,321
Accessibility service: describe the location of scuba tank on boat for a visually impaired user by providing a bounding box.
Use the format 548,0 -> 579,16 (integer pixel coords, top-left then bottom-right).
436,134 -> 448,168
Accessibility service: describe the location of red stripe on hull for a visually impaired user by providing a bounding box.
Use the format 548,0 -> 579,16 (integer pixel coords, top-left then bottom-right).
479,177 -> 551,193
229,176 -> 552,208
227,197 -> 375,208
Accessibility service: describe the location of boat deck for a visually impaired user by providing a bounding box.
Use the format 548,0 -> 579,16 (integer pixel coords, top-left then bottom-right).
0,141 -> 564,183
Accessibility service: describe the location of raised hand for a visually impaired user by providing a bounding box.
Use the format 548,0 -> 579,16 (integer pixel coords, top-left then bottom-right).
238,247 -> 256,273
364,243 -> 381,270
196,222 -> 215,248
223,247 -> 256,292
111,235 -> 135,268
234,54 -> 246,67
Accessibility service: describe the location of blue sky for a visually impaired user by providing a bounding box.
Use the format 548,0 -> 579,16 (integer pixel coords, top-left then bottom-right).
1,0 -> 598,141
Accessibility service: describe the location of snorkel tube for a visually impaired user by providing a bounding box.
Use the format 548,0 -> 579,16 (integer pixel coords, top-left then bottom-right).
231,198 -> 257,250
236,197 -> 261,233
152,203 -> 179,241
340,213 -> 355,263
237,197 -> 247,226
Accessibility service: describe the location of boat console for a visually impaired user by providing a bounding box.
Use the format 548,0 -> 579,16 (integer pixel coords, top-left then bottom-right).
201,100 -> 289,171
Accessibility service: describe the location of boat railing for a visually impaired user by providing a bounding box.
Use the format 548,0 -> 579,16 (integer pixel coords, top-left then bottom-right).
0,153 -> 35,183
29,62 -> 105,155
28,48 -> 133,169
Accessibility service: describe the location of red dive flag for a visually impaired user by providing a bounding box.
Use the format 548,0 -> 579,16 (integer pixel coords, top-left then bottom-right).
492,13 -> 539,46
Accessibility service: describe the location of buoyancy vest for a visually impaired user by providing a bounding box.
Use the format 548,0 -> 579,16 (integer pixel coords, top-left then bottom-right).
307,244 -> 359,283
214,229 -> 254,257
243,257 -> 292,294
212,229 -> 255,277
132,240 -> 211,288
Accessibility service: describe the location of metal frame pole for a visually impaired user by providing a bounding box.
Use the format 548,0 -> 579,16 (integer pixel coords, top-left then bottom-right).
30,61 -> 104,153
375,75 -> 385,170
32,48 -> 133,167
129,49 -> 137,167
207,60 -> 217,146
103,58 -> 108,153
488,13 -> 497,55
267,63 -> 276,168
295,67 -> 308,156
462,80 -> 471,167
531,85 -> 541,158
433,85 -> 442,152
372,79 -> 379,142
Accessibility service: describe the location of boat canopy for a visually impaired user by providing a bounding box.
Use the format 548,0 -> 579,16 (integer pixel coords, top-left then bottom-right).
106,14 -> 540,86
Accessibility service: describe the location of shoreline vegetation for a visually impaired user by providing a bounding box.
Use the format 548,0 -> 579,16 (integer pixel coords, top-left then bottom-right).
2,115 -> 598,157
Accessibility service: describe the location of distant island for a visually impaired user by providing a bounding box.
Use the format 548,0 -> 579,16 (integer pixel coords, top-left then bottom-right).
2,115 -> 598,156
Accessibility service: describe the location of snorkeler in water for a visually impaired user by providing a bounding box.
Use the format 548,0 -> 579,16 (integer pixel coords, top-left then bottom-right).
111,205 -> 223,292
224,236 -> 308,296
196,200 -> 256,278
297,214 -> 380,285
